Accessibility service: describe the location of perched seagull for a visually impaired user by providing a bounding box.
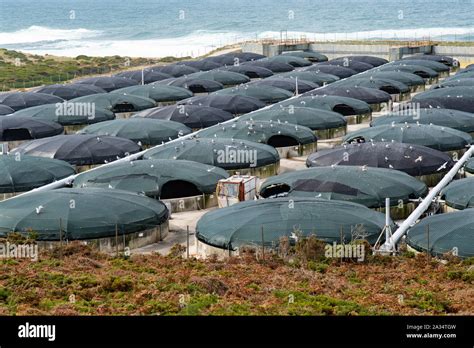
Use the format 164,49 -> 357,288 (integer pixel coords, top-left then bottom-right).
289,231 -> 299,243
437,162 -> 449,172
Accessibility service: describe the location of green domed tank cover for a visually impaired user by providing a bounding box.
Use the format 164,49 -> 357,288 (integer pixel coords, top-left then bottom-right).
343,123 -> 472,152
11,103 -> 115,126
239,106 -> 346,131
196,197 -> 391,250
371,108 -> 474,133
143,137 -> 279,170
0,188 -> 168,240
407,210 -> 474,258
113,84 -> 193,102
0,154 -> 75,193
212,85 -> 293,103
71,93 -> 156,112
197,120 -> 317,146
259,166 -> 427,208
73,159 -> 229,198
464,157 -> 474,174
440,177 -> 474,210
277,95 -> 371,116
78,118 -> 192,146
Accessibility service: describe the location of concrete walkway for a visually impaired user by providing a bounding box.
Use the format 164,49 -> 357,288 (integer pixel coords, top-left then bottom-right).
131,208 -> 214,256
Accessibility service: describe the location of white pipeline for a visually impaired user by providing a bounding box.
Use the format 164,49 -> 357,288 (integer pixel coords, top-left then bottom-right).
380,146 -> 474,251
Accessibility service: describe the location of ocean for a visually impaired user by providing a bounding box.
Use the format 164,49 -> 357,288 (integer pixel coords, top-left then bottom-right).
0,0 -> 473,57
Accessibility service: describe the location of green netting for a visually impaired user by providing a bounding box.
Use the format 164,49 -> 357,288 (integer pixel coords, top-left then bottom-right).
11,134 -> 141,166
0,117 -> 63,140
33,84 -> 106,100
413,86 -> 474,99
281,51 -> 328,62
434,78 -> 474,89
388,59 -> 450,73
267,55 -> 312,67
197,120 -> 317,145
0,92 -> 64,111
464,157 -> 474,174
412,87 -> 474,113
407,210 -> 474,258
336,78 -> 410,93
0,188 -> 168,240
343,123 -> 472,152
196,197 -> 390,250
188,71 -> 250,85
113,85 -> 193,102
440,177 -> 474,210
78,118 -> 192,146
337,56 -> 388,67
371,108 -> 474,133
75,76 -> 137,92
259,166 -> 427,208
239,106 -> 346,130
377,65 -> 438,78
73,159 -> 228,197
0,155 -> 75,193
271,71 -> 340,84
11,103 -> 115,125
212,85 -> 293,103
179,94 -> 265,114
143,137 -> 279,170
277,95 -> 371,115
360,71 -> 425,87
306,142 -> 453,177
71,93 -> 156,112
317,60 -> 373,73
306,86 -> 391,104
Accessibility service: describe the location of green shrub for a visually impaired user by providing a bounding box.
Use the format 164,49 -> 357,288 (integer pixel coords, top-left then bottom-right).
0,287 -> 11,302
307,261 -> 329,273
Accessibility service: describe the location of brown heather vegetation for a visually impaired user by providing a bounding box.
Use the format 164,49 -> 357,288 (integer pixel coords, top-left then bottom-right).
0,238 -> 472,316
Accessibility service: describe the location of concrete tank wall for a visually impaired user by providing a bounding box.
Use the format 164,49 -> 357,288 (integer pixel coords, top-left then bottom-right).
433,46 -> 474,67
243,41 -> 474,66
309,43 -> 391,60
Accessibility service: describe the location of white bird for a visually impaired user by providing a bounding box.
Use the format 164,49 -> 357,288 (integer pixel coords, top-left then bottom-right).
437,162 -> 448,172
289,232 -> 299,242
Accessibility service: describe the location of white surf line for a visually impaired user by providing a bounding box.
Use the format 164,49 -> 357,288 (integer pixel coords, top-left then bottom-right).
6,58 -> 383,199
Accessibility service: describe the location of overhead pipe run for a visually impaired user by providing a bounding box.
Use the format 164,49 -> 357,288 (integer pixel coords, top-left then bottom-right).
5,77 -> 311,199
7,52 -> 365,200
379,145 -> 474,253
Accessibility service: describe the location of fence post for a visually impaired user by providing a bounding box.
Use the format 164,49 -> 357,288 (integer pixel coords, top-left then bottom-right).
186,225 -> 190,259
122,226 -> 126,252
59,218 -> 63,259
426,224 -> 430,261
340,226 -> 344,262
115,224 -> 119,257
